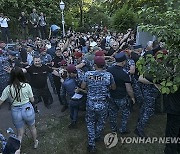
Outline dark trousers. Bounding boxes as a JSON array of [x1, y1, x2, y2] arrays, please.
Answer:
[[53, 75, 63, 105], [21, 27, 28, 40], [1, 27, 10, 43], [52, 29, 59, 38], [40, 26, 47, 39], [69, 105, 79, 122], [31, 26, 39, 39], [32, 86, 53, 108], [164, 113, 180, 154]]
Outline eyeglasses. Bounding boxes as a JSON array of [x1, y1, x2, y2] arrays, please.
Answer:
[[113, 45, 117, 47]]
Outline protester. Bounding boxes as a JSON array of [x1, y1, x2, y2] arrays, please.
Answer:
[[39, 12, 47, 39], [29, 8, 39, 39], [61, 64, 86, 128], [22, 55, 59, 111], [18, 12, 28, 40], [0, 67, 38, 153], [0, 13, 10, 43], [49, 24, 60, 39]]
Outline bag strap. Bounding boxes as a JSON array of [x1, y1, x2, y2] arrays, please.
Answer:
[[10, 86, 22, 105]]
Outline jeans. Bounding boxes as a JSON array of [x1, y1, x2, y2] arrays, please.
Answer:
[[11, 102, 35, 129], [69, 105, 79, 122]]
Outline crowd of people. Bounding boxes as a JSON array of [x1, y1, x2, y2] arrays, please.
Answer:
[[0, 23, 179, 154], [0, 8, 62, 43]]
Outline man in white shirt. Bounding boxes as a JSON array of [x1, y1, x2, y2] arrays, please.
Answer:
[[0, 13, 10, 43]]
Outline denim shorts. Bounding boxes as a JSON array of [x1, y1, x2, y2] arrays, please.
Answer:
[[11, 102, 35, 129]]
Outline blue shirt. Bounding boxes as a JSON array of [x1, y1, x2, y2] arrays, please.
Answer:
[[62, 70, 84, 97], [51, 25, 60, 32]]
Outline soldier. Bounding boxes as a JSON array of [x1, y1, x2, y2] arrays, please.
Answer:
[[107, 52, 135, 134], [81, 56, 116, 153]]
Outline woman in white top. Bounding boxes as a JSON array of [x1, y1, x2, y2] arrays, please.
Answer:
[[0, 67, 38, 152]]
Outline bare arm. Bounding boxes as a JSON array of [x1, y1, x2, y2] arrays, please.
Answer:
[[125, 83, 135, 104], [129, 65, 135, 74], [29, 97, 34, 103], [120, 32, 130, 44], [76, 62, 85, 69], [138, 75, 153, 84], [0, 100, 3, 106], [81, 81, 87, 90], [48, 28, 51, 39], [52, 70, 60, 76], [62, 38, 70, 51], [110, 83, 116, 90], [22, 68, 27, 73]]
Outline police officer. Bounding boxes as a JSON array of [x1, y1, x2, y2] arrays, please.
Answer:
[[134, 75, 159, 137], [107, 52, 135, 134], [0, 49, 9, 96], [81, 56, 116, 153]]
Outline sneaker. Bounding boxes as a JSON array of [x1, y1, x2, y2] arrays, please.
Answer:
[[34, 140, 39, 149], [87, 145, 96, 153], [61, 105, 68, 112]]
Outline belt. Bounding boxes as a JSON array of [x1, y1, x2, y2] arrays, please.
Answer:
[[12, 102, 30, 107]]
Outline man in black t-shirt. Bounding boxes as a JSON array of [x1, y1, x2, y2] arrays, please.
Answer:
[[107, 52, 135, 134], [23, 55, 59, 110]]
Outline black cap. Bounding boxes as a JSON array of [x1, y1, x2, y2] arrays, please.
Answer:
[[114, 52, 127, 62]]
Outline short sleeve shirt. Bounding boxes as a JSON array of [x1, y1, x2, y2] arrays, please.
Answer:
[[0, 83, 33, 106], [84, 70, 115, 101], [107, 65, 131, 99], [26, 64, 53, 89]]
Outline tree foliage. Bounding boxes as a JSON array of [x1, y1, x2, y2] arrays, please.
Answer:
[[136, 0, 180, 94], [112, 5, 137, 32]]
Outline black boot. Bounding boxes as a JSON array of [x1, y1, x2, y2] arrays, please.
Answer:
[[87, 145, 96, 153]]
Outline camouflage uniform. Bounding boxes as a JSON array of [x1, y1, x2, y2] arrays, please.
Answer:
[[136, 84, 159, 132], [124, 58, 144, 106], [0, 54, 10, 95], [84, 70, 115, 147], [109, 97, 130, 133], [131, 78, 144, 106], [108, 64, 131, 133], [124, 58, 135, 75]]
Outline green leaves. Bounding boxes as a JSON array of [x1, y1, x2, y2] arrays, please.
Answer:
[[112, 5, 138, 32], [136, 1, 180, 95]]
